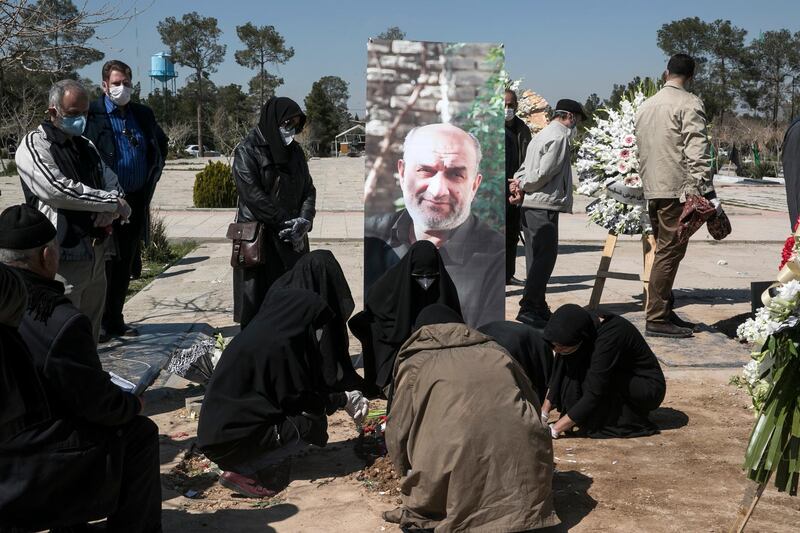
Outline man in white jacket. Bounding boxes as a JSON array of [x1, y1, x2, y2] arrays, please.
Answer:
[[512, 99, 584, 327], [15, 79, 131, 341]]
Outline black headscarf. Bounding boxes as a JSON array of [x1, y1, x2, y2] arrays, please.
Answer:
[[267, 250, 364, 392], [478, 321, 554, 402], [198, 288, 335, 456], [349, 240, 462, 391], [0, 264, 51, 444], [258, 96, 306, 165], [413, 303, 465, 331], [542, 304, 599, 347]]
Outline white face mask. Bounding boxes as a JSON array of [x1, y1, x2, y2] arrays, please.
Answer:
[[279, 126, 295, 145], [414, 276, 437, 291], [108, 84, 132, 106], [504, 107, 515, 121]]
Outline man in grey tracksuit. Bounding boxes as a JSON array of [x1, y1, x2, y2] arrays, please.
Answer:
[[513, 99, 585, 327]]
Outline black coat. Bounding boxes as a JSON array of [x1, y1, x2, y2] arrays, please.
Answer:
[[232, 126, 317, 324], [84, 97, 168, 242], [783, 118, 800, 228], [0, 269, 136, 529], [199, 289, 338, 467]]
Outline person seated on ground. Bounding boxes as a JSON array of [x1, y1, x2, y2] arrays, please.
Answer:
[[349, 240, 462, 397], [197, 288, 369, 498], [478, 320, 554, 403], [0, 206, 161, 532], [542, 304, 667, 439], [266, 249, 367, 392], [384, 304, 560, 532]]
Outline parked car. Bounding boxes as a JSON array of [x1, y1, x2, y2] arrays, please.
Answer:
[[184, 144, 220, 157]]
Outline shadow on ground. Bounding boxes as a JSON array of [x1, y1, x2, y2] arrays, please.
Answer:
[[650, 407, 690, 431], [542, 470, 596, 531], [162, 504, 299, 532]]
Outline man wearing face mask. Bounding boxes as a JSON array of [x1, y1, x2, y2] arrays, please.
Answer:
[[505, 89, 532, 286], [513, 99, 585, 327], [84, 60, 168, 342], [15, 79, 131, 342]]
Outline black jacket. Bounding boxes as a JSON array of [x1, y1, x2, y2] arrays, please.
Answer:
[[85, 97, 168, 198], [15, 268, 141, 425], [233, 126, 316, 229], [0, 268, 137, 529]]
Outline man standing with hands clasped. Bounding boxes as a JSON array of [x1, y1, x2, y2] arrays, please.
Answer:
[[15, 79, 132, 343], [505, 88, 532, 286], [85, 60, 167, 342], [636, 53, 719, 339], [513, 99, 585, 328]]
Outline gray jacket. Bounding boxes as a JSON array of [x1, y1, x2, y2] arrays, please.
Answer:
[[514, 121, 574, 212]]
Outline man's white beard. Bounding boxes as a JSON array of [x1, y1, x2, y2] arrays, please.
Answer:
[[404, 191, 472, 232]]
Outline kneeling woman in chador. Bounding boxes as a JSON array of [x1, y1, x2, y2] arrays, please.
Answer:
[[384, 304, 560, 532], [197, 288, 368, 498], [542, 304, 666, 438]]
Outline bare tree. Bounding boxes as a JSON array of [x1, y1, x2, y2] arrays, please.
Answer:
[[0, 1, 134, 82], [210, 107, 249, 163], [162, 121, 192, 156]]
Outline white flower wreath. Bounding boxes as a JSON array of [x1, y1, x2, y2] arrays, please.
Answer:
[[576, 91, 652, 235]]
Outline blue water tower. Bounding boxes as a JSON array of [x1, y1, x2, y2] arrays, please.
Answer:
[[149, 52, 178, 118]]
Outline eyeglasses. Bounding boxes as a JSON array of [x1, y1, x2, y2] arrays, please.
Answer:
[[122, 128, 139, 147]]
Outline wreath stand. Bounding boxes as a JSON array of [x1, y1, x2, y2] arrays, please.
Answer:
[[588, 230, 657, 310], [728, 478, 769, 533]]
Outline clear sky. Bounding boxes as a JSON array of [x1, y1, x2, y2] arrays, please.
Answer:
[[79, 0, 800, 112]]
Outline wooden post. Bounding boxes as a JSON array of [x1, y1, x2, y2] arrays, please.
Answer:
[[728, 479, 768, 533], [588, 231, 656, 310], [641, 234, 657, 311]]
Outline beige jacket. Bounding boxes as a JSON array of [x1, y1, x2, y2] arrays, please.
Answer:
[[385, 323, 559, 532], [635, 81, 715, 200], [514, 121, 574, 212]]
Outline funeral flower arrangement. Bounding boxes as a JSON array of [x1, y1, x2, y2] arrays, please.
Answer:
[[735, 225, 800, 495], [575, 90, 652, 235]]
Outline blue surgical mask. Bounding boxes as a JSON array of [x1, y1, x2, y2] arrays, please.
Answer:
[[58, 114, 86, 137]]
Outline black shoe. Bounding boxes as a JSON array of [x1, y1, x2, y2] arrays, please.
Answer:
[[516, 310, 550, 328], [507, 276, 525, 286], [645, 321, 693, 338], [669, 311, 699, 331], [98, 328, 112, 344], [255, 459, 292, 493]]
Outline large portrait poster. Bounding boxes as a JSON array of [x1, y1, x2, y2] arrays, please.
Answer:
[[364, 40, 506, 327]]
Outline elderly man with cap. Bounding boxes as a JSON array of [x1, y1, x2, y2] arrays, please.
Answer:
[[513, 99, 585, 327], [15, 78, 132, 342], [0, 204, 162, 532]]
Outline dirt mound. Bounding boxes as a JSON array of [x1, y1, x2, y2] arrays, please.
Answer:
[[163, 451, 220, 497], [355, 455, 401, 497]]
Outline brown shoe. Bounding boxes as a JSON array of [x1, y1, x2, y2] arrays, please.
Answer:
[[669, 311, 699, 331], [646, 321, 693, 338]]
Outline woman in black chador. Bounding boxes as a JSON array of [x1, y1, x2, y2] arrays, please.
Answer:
[[349, 240, 462, 396], [232, 96, 316, 328], [478, 320, 554, 403], [542, 304, 666, 438], [198, 288, 368, 498], [266, 249, 366, 392]]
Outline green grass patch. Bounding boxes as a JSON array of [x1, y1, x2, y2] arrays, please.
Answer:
[[126, 240, 197, 301]]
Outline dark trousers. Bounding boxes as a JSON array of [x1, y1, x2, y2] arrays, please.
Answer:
[[519, 208, 559, 313], [505, 202, 521, 282], [103, 189, 147, 331], [106, 416, 162, 533], [646, 199, 688, 323]]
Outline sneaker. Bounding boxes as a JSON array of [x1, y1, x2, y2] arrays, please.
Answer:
[[645, 321, 693, 338], [219, 471, 278, 498], [669, 311, 699, 331]]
